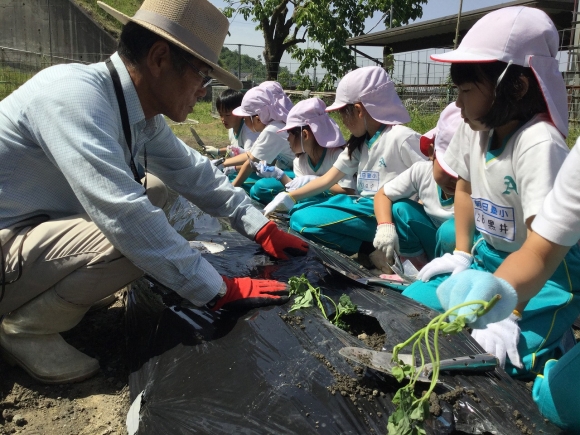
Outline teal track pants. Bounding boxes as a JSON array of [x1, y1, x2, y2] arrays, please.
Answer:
[[249, 171, 295, 204], [227, 171, 261, 196], [532, 343, 580, 431], [289, 194, 376, 255], [392, 199, 455, 259], [402, 239, 580, 378]]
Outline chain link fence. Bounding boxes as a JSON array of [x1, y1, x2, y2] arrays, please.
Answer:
[[4, 24, 580, 129]]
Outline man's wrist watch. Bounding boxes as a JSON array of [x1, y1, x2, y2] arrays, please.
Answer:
[[206, 281, 227, 309]]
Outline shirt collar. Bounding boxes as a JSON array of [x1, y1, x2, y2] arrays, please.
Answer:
[[110, 52, 147, 129]]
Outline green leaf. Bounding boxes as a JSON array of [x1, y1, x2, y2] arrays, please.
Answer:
[[288, 289, 313, 312], [391, 366, 405, 383]]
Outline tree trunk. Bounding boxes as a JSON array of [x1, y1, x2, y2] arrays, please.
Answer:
[[264, 41, 285, 81]]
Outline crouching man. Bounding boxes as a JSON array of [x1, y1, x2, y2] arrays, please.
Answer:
[[0, 0, 307, 384]]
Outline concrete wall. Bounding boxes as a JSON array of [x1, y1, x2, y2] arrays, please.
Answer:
[[0, 0, 117, 64]]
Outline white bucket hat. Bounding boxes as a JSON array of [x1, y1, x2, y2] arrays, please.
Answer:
[[278, 98, 345, 148], [97, 0, 242, 90], [232, 87, 288, 124], [431, 6, 568, 137], [326, 66, 410, 125], [419, 103, 462, 178], [259, 81, 294, 113]]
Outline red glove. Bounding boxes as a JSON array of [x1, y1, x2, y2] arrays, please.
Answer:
[[211, 276, 289, 311], [255, 221, 309, 260]]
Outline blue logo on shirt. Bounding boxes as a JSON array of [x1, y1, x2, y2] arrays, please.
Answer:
[[378, 157, 387, 168]]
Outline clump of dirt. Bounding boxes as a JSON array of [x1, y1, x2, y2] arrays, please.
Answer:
[[356, 333, 386, 351], [343, 312, 386, 351], [429, 386, 480, 413], [313, 352, 385, 413], [0, 291, 130, 435], [279, 314, 305, 330], [513, 409, 534, 434]]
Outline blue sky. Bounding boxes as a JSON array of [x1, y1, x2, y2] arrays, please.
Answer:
[[214, 0, 511, 68]]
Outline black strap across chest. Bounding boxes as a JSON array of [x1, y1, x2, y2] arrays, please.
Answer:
[[105, 58, 142, 185]]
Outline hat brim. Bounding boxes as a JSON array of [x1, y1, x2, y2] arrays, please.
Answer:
[[430, 50, 498, 64], [232, 106, 254, 117], [97, 1, 242, 90], [325, 101, 347, 112]]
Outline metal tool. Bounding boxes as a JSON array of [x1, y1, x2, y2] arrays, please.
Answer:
[[355, 276, 409, 289], [339, 347, 498, 383], [190, 126, 206, 151], [389, 251, 418, 283], [188, 240, 225, 254]]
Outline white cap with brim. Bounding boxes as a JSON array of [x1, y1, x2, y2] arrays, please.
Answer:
[[97, 0, 242, 90], [232, 87, 288, 125], [326, 66, 410, 125], [259, 81, 294, 113], [433, 103, 462, 178], [430, 6, 568, 137], [278, 98, 345, 148]]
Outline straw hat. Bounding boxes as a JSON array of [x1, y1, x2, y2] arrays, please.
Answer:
[[97, 0, 242, 90]]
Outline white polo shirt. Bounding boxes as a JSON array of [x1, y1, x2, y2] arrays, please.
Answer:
[[293, 147, 356, 190], [445, 114, 569, 252], [333, 124, 425, 197], [228, 119, 259, 151], [532, 140, 580, 246], [382, 161, 454, 227], [249, 121, 295, 170]]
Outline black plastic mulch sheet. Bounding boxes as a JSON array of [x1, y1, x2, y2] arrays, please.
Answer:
[[126, 234, 561, 435]]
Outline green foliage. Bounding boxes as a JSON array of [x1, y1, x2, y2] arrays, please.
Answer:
[[288, 274, 356, 328], [222, 0, 427, 87], [387, 295, 501, 434]]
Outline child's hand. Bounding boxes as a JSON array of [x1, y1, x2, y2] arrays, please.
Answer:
[[373, 223, 399, 263], [206, 146, 220, 158], [286, 175, 319, 191], [253, 161, 285, 180], [417, 250, 472, 282]]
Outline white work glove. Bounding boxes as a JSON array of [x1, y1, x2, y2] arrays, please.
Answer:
[[226, 145, 244, 157], [263, 192, 296, 217], [417, 250, 473, 282], [286, 175, 319, 191], [223, 166, 237, 176], [206, 146, 220, 158], [373, 223, 399, 263], [253, 161, 285, 180], [471, 313, 523, 369]]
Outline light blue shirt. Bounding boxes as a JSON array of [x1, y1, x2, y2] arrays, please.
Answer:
[[0, 53, 269, 306]]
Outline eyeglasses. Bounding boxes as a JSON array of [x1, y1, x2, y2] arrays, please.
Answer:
[[180, 53, 213, 88]]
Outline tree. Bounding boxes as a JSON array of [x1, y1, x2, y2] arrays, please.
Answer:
[[222, 0, 427, 90]]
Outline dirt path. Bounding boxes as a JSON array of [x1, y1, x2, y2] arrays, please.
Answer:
[[0, 292, 130, 435]]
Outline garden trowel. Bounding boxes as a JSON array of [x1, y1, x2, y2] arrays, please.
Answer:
[[339, 347, 498, 383]]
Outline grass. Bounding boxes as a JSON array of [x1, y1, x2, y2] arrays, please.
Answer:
[[168, 101, 442, 147]]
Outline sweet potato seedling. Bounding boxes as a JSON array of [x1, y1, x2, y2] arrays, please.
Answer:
[[288, 274, 357, 330], [387, 295, 501, 435]]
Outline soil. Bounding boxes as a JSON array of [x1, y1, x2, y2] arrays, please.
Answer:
[[0, 291, 130, 435]]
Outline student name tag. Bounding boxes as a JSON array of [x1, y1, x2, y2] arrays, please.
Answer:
[[472, 197, 515, 242], [357, 171, 380, 193]]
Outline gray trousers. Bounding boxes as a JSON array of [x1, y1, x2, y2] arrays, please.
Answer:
[[0, 176, 168, 315]]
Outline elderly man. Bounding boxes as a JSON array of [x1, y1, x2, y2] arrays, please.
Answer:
[[0, 0, 308, 384]]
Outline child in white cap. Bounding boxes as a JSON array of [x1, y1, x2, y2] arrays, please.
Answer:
[[263, 66, 426, 256], [259, 81, 294, 113], [227, 85, 295, 195], [373, 103, 462, 273], [253, 97, 355, 204], [401, 6, 580, 384], [205, 89, 260, 159]]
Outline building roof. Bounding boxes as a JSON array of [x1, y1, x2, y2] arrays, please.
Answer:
[[346, 0, 575, 53]]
